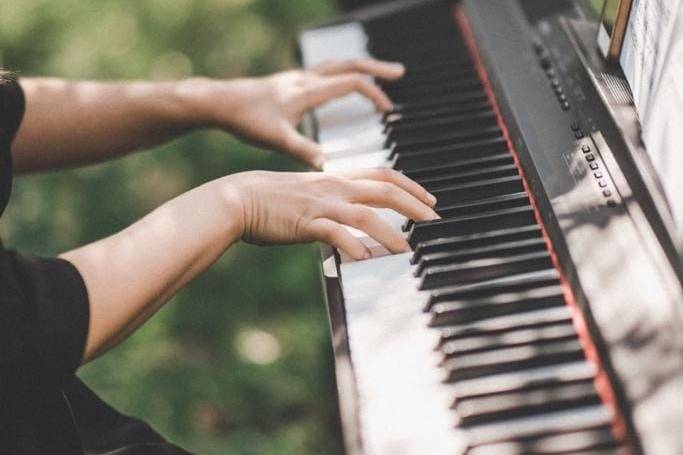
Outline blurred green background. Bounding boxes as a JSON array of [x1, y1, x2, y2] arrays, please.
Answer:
[[0, 0, 344, 453]]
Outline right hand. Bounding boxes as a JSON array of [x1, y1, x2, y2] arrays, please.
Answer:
[[220, 168, 439, 260]]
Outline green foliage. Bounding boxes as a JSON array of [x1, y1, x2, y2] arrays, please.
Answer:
[[0, 0, 343, 453]]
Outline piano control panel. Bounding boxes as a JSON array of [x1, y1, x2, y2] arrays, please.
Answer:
[[299, 1, 683, 454]]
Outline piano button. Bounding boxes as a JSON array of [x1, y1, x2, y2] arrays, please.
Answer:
[[443, 338, 585, 382], [603, 189, 612, 198], [598, 180, 607, 188], [464, 405, 613, 448], [419, 251, 553, 291], [585, 154, 595, 162], [451, 358, 595, 401], [589, 161, 599, 171], [415, 237, 546, 277], [441, 320, 576, 357], [561, 101, 571, 110], [409, 205, 535, 248], [582, 144, 591, 153], [571, 122, 581, 131], [431, 284, 564, 326], [455, 380, 600, 427], [428, 269, 560, 311], [413, 224, 542, 264], [466, 427, 618, 455], [594, 171, 603, 179]]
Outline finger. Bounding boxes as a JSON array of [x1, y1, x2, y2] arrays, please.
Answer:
[[329, 203, 410, 254], [307, 73, 394, 112], [282, 127, 325, 170], [339, 168, 438, 207], [307, 218, 371, 260], [346, 180, 439, 222], [312, 58, 405, 81]]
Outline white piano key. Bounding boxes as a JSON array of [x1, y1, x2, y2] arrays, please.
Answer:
[[323, 150, 393, 173], [340, 254, 467, 455]]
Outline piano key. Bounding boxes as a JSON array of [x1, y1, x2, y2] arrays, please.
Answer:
[[390, 91, 490, 118], [386, 112, 498, 145], [381, 69, 480, 95], [430, 284, 564, 326], [443, 338, 585, 382], [413, 164, 520, 191], [415, 237, 546, 276], [387, 123, 500, 152], [451, 359, 596, 402], [456, 379, 600, 427], [464, 405, 613, 448], [383, 79, 484, 103], [424, 176, 525, 209], [384, 100, 492, 129], [408, 205, 535, 247], [419, 251, 553, 290], [438, 306, 573, 341], [467, 427, 618, 455], [403, 154, 513, 181], [441, 321, 577, 357], [427, 269, 560, 310], [395, 137, 509, 169], [413, 224, 543, 263]]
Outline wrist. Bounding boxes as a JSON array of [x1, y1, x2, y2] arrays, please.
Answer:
[[176, 77, 253, 129], [211, 176, 246, 245]]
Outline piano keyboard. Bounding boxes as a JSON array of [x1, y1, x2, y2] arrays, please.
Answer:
[[301, 2, 627, 454]]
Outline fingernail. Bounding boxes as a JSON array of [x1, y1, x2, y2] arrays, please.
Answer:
[[390, 62, 406, 74], [403, 243, 412, 253], [426, 192, 437, 206], [314, 156, 325, 170], [363, 250, 373, 260]]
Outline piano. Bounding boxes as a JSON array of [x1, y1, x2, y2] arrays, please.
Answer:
[[297, 1, 683, 454]]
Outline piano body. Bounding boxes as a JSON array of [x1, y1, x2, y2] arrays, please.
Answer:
[[297, 1, 683, 454]]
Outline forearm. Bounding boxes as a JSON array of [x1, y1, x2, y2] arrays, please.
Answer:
[[13, 78, 220, 173], [60, 179, 242, 363]]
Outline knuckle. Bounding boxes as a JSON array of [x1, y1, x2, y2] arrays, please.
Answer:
[[352, 207, 373, 227]]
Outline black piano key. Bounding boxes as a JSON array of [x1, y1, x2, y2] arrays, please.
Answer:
[[385, 100, 494, 131], [455, 380, 600, 427], [466, 427, 618, 455], [427, 269, 560, 310], [387, 92, 489, 119], [441, 320, 576, 357], [380, 68, 479, 95], [408, 205, 534, 247], [425, 176, 525, 208], [403, 154, 514, 182], [387, 123, 499, 153], [386, 110, 496, 139], [419, 251, 553, 290], [414, 164, 519, 191], [438, 306, 573, 342], [416, 235, 544, 272], [415, 236, 545, 276], [413, 224, 542, 264], [450, 359, 595, 402], [394, 137, 508, 169], [383, 79, 484, 103], [443, 338, 585, 382], [430, 284, 564, 327], [464, 405, 613, 449], [390, 91, 490, 118]]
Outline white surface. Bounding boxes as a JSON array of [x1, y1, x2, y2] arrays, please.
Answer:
[[341, 254, 466, 455]]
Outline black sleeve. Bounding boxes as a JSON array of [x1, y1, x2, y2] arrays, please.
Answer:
[[0, 250, 90, 385]]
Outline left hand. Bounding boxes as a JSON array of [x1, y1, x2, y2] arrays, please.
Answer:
[[191, 59, 405, 169]]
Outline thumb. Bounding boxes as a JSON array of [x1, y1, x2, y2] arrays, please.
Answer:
[[283, 127, 325, 170]]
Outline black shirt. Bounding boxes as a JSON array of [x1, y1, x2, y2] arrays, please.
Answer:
[[0, 73, 192, 454]]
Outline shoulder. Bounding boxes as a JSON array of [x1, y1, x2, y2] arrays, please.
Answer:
[[0, 71, 26, 141]]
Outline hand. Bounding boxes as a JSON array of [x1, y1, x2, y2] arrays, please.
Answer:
[[220, 168, 439, 260], [192, 59, 405, 169]]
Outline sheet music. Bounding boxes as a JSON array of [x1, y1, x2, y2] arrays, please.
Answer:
[[620, 0, 683, 242]]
